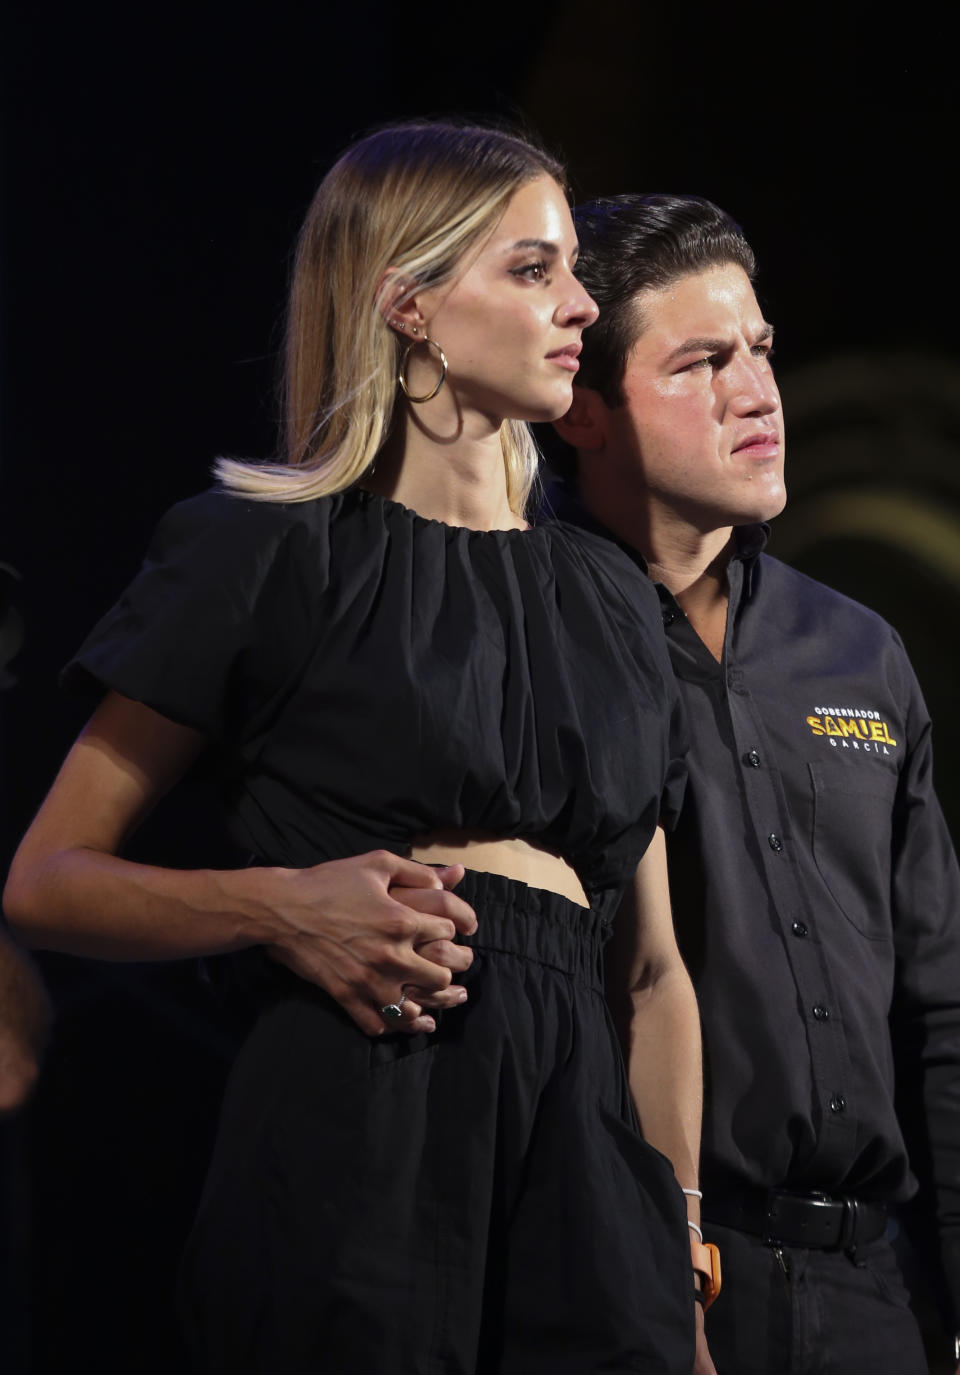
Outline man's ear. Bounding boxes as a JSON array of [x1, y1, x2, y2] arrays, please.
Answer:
[[376, 268, 426, 338], [553, 385, 607, 453]]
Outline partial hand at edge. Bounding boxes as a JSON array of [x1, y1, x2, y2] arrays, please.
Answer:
[[265, 851, 477, 1036], [693, 1304, 718, 1375]]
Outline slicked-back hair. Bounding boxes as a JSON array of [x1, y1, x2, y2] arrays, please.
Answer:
[[573, 194, 756, 408]]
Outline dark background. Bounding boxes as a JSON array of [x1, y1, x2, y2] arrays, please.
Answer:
[[2, 3, 958, 1371]]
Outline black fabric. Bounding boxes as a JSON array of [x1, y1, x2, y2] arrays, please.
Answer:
[[701, 1221, 928, 1375], [66, 487, 693, 1370], [65, 488, 686, 892], [179, 872, 695, 1374], [548, 482, 960, 1327]]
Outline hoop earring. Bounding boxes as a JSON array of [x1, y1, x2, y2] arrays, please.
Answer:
[[398, 335, 448, 404]]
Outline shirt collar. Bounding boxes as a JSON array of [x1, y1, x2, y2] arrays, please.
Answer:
[[732, 522, 768, 598]]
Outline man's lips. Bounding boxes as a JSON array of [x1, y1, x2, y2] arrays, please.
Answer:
[[733, 431, 780, 457], [546, 343, 582, 372]]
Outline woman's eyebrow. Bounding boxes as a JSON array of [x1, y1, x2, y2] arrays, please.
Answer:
[[503, 238, 581, 263], [505, 238, 559, 255]]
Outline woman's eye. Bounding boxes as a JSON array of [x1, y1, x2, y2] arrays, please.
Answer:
[[512, 261, 548, 282]]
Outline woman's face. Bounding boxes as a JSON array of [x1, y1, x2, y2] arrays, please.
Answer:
[[411, 175, 598, 425]]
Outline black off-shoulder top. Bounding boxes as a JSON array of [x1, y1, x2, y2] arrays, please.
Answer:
[[65, 488, 685, 897]]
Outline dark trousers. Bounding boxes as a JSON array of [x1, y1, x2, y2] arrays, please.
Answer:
[[702, 1220, 929, 1375], [180, 874, 695, 1373]]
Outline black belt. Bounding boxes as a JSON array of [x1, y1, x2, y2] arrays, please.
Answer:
[[704, 1185, 887, 1251]]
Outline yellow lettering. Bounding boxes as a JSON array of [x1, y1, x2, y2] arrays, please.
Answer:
[[871, 720, 898, 747], [806, 715, 825, 736], [840, 718, 868, 739], [824, 716, 843, 737]]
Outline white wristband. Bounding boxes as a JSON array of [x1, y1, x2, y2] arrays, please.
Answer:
[[687, 1220, 704, 1242]]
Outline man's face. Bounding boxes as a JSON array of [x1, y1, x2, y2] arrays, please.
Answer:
[[603, 264, 786, 532]]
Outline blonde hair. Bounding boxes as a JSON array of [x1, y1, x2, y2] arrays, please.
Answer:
[[215, 122, 566, 514]]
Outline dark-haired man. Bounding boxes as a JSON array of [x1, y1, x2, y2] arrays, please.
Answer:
[[550, 194, 960, 1374]]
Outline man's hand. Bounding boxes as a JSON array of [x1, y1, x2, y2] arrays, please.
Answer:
[[265, 852, 477, 1036], [389, 864, 475, 1017]]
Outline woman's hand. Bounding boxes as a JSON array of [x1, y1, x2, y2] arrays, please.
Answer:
[[0, 929, 51, 1117], [263, 853, 477, 1036]]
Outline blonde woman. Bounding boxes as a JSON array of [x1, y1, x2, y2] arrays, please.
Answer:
[[5, 124, 703, 1372]]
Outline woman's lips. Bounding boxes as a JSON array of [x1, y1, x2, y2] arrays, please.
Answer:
[[546, 343, 582, 372]]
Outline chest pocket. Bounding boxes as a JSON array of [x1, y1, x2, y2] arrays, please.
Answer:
[[808, 761, 899, 941]]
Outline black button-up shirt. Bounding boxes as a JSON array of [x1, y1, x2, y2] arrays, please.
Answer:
[[549, 486, 960, 1318]]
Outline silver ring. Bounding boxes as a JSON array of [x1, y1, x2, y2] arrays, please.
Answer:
[[380, 998, 406, 1021]]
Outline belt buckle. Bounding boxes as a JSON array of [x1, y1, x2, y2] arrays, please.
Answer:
[[762, 1189, 791, 1246], [837, 1195, 859, 1251], [763, 1189, 841, 1248]]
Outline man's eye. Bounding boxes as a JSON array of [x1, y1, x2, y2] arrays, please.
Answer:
[[753, 344, 775, 364]]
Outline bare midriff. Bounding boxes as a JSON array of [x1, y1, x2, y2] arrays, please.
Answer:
[[409, 830, 589, 908]]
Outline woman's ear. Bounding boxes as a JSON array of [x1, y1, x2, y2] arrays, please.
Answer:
[[552, 386, 607, 453], [377, 269, 426, 339]]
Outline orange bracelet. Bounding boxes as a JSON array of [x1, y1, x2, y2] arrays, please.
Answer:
[[690, 1236, 722, 1309]]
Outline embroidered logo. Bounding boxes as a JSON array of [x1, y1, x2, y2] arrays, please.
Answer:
[[805, 706, 898, 755]]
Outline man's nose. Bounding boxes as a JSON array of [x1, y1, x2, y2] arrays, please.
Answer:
[[730, 353, 780, 416]]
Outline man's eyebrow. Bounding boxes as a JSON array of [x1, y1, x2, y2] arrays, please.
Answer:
[[665, 322, 775, 362], [665, 336, 730, 362]]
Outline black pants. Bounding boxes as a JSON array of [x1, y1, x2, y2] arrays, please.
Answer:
[[702, 1219, 928, 1375], [179, 872, 695, 1373]]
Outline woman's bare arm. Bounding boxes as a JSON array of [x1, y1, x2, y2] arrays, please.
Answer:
[[4, 692, 476, 1036], [606, 827, 716, 1373], [606, 826, 702, 1190]]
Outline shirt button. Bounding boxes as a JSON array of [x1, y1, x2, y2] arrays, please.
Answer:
[[662, 609, 678, 627], [829, 1095, 847, 1114], [792, 921, 809, 938], [812, 1004, 830, 1021], [767, 833, 783, 853], [745, 750, 761, 768]]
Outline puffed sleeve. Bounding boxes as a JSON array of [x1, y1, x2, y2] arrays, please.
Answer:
[[62, 489, 328, 740], [551, 518, 689, 839], [582, 526, 689, 833], [539, 482, 689, 836]]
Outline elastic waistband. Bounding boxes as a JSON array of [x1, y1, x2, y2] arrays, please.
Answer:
[[453, 869, 615, 984], [704, 1184, 887, 1251]]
